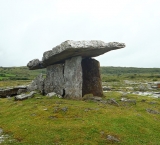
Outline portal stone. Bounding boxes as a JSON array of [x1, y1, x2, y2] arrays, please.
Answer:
[[64, 56, 82, 99], [82, 58, 103, 97], [44, 64, 64, 96]]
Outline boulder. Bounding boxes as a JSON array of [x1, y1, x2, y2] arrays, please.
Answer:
[[44, 64, 64, 96], [27, 40, 125, 70]]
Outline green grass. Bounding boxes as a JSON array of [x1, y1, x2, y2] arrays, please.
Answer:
[[0, 93, 159, 145], [0, 67, 46, 81], [0, 80, 31, 88], [0, 66, 160, 144]]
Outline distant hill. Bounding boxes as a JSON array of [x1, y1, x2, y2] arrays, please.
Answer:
[[0, 66, 160, 81], [0, 66, 46, 81], [100, 66, 160, 75]]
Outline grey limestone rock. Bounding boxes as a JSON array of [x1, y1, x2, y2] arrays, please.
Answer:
[[107, 98, 119, 106], [14, 85, 27, 89], [107, 135, 120, 142], [37, 56, 103, 99], [103, 86, 111, 91], [120, 98, 136, 105], [146, 108, 159, 114], [44, 64, 64, 96], [64, 56, 82, 99], [27, 73, 44, 94], [0, 86, 27, 98], [17, 89, 27, 95], [27, 40, 125, 70], [15, 91, 36, 101], [0, 88, 19, 98], [46, 92, 57, 97], [83, 94, 102, 101], [27, 59, 45, 70], [46, 92, 62, 98], [82, 58, 103, 97]]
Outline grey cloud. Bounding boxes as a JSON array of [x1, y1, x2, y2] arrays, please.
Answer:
[[0, 0, 160, 67]]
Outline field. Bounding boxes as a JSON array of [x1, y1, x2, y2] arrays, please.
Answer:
[[0, 66, 160, 144]]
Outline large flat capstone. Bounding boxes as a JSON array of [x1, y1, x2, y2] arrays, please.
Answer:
[[27, 40, 125, 70]]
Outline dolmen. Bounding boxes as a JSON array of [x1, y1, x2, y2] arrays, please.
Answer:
[[27, 40, 125, 99]]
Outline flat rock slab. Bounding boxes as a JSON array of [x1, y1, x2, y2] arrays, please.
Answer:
[[0, 86, 27, 98], [27, 40, 125, 70], [15, 91, 36, 101]]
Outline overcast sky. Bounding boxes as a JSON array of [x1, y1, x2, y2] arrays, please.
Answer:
[[0, 0, 160, 68]]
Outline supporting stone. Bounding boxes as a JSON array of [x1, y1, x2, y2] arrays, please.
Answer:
[[44, 64, 64, 96], [82, 58, 103, 97], [64, 56, 82, 99]]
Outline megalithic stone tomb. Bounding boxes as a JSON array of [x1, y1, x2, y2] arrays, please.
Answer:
[[27, 40, 125, 99]]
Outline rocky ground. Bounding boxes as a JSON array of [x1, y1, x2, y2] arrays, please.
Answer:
[[102, 80, 160, 99]]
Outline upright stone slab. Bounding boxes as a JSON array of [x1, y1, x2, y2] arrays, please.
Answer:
[[82, 58, 103, 97], [44, 64, 64, 96], [64, 56, 82, 99]]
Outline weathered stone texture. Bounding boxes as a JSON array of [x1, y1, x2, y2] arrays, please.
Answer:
[[27, 73, 44, 93], [0, 86, 27, 98], [64, 56, 82, 99], [82, 58, 103, 97], [44, 64, 64, 96], [27, 40, 125, 70], [0, 88, 19, 98], [15, 91, 36, 101], [26, 40, 125, 99], [17, 89, 27, 95], [27, 59, 45, 70]]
